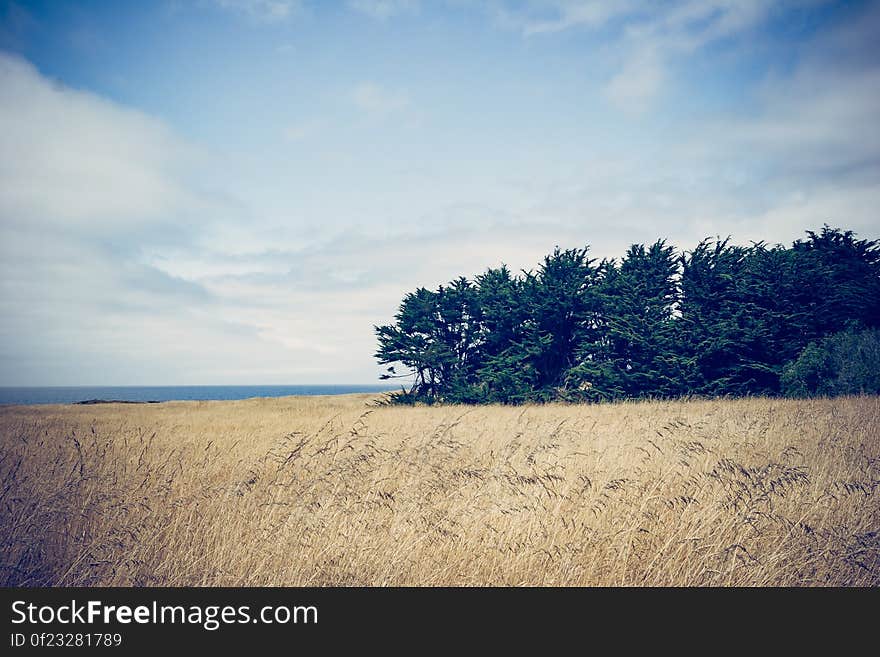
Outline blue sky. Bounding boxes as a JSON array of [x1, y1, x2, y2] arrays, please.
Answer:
[[1, 0, 879, 385]]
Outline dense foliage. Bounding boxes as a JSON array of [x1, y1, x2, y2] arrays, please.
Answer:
[[375, 227, 880, 403], [781, 327, 880, 397]]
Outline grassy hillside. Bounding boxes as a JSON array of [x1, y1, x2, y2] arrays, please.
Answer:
[[1, 394, 877, 586]]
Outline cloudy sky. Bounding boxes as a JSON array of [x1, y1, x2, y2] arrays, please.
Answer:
[[1, 0, 879, 385]]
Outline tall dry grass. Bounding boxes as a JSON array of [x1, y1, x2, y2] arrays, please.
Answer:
[[1, 394, 877, 586]]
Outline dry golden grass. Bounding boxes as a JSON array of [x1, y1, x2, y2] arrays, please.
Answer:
[[1, 394, 878, 586]]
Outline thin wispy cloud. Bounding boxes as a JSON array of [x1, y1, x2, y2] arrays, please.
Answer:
[[603, 47, 665, 113], [282, 118, 324, 142], [348, 0, 420, 20], [689, 3, 880, 184], [212, 0, 302, 23], [351, 81, 411, 114], [492, 0, 635, 35], [493, 0, 826, 111]]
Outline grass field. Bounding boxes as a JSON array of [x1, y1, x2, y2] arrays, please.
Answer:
[[1, 394, 878, 586]]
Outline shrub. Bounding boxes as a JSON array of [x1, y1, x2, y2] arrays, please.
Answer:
[[782, 327, 880, 397]]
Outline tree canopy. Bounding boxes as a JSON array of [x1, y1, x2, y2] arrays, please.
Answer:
[[375, 226, 880, 404]]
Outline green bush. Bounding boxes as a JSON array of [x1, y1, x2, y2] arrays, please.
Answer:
[[781, 327, 880, 397]]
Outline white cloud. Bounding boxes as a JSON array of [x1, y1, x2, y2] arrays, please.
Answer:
[[0, 55, 210, 230], [0, 54, 438, 385], [348, 0, 419, 20], [0, 53, 330, 385], [351, 81, 411, 114]]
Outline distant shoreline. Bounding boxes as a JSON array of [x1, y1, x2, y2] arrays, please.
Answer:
[[0, 385, 396, 406], [74, 399, 163, 405]]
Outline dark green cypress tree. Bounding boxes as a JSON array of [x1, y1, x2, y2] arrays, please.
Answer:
[[518, 247, 599, 400], [374, 286, 442, 399], [573, 240, 682, 399], [791, 226, 880, 335], [472, 266, 534, 404], [678, 238, 766, 396], [433, 277, 483, 402]]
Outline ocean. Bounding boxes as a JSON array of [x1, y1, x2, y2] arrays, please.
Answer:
[[0, 385, 395, 406]]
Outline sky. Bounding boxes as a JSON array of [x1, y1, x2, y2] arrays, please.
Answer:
[[1, 0, 879, 386]]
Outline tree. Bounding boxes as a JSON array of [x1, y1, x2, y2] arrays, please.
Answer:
[[677, 238, 780, 396], [573, 241, 682, 399], [375, 286, 442, 399], [432, 277, 483, 402], [790, 226, 880, 335], [375, 278, 483, 402], [517, 247, 600, 399], [472, 266, 532, 403]]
